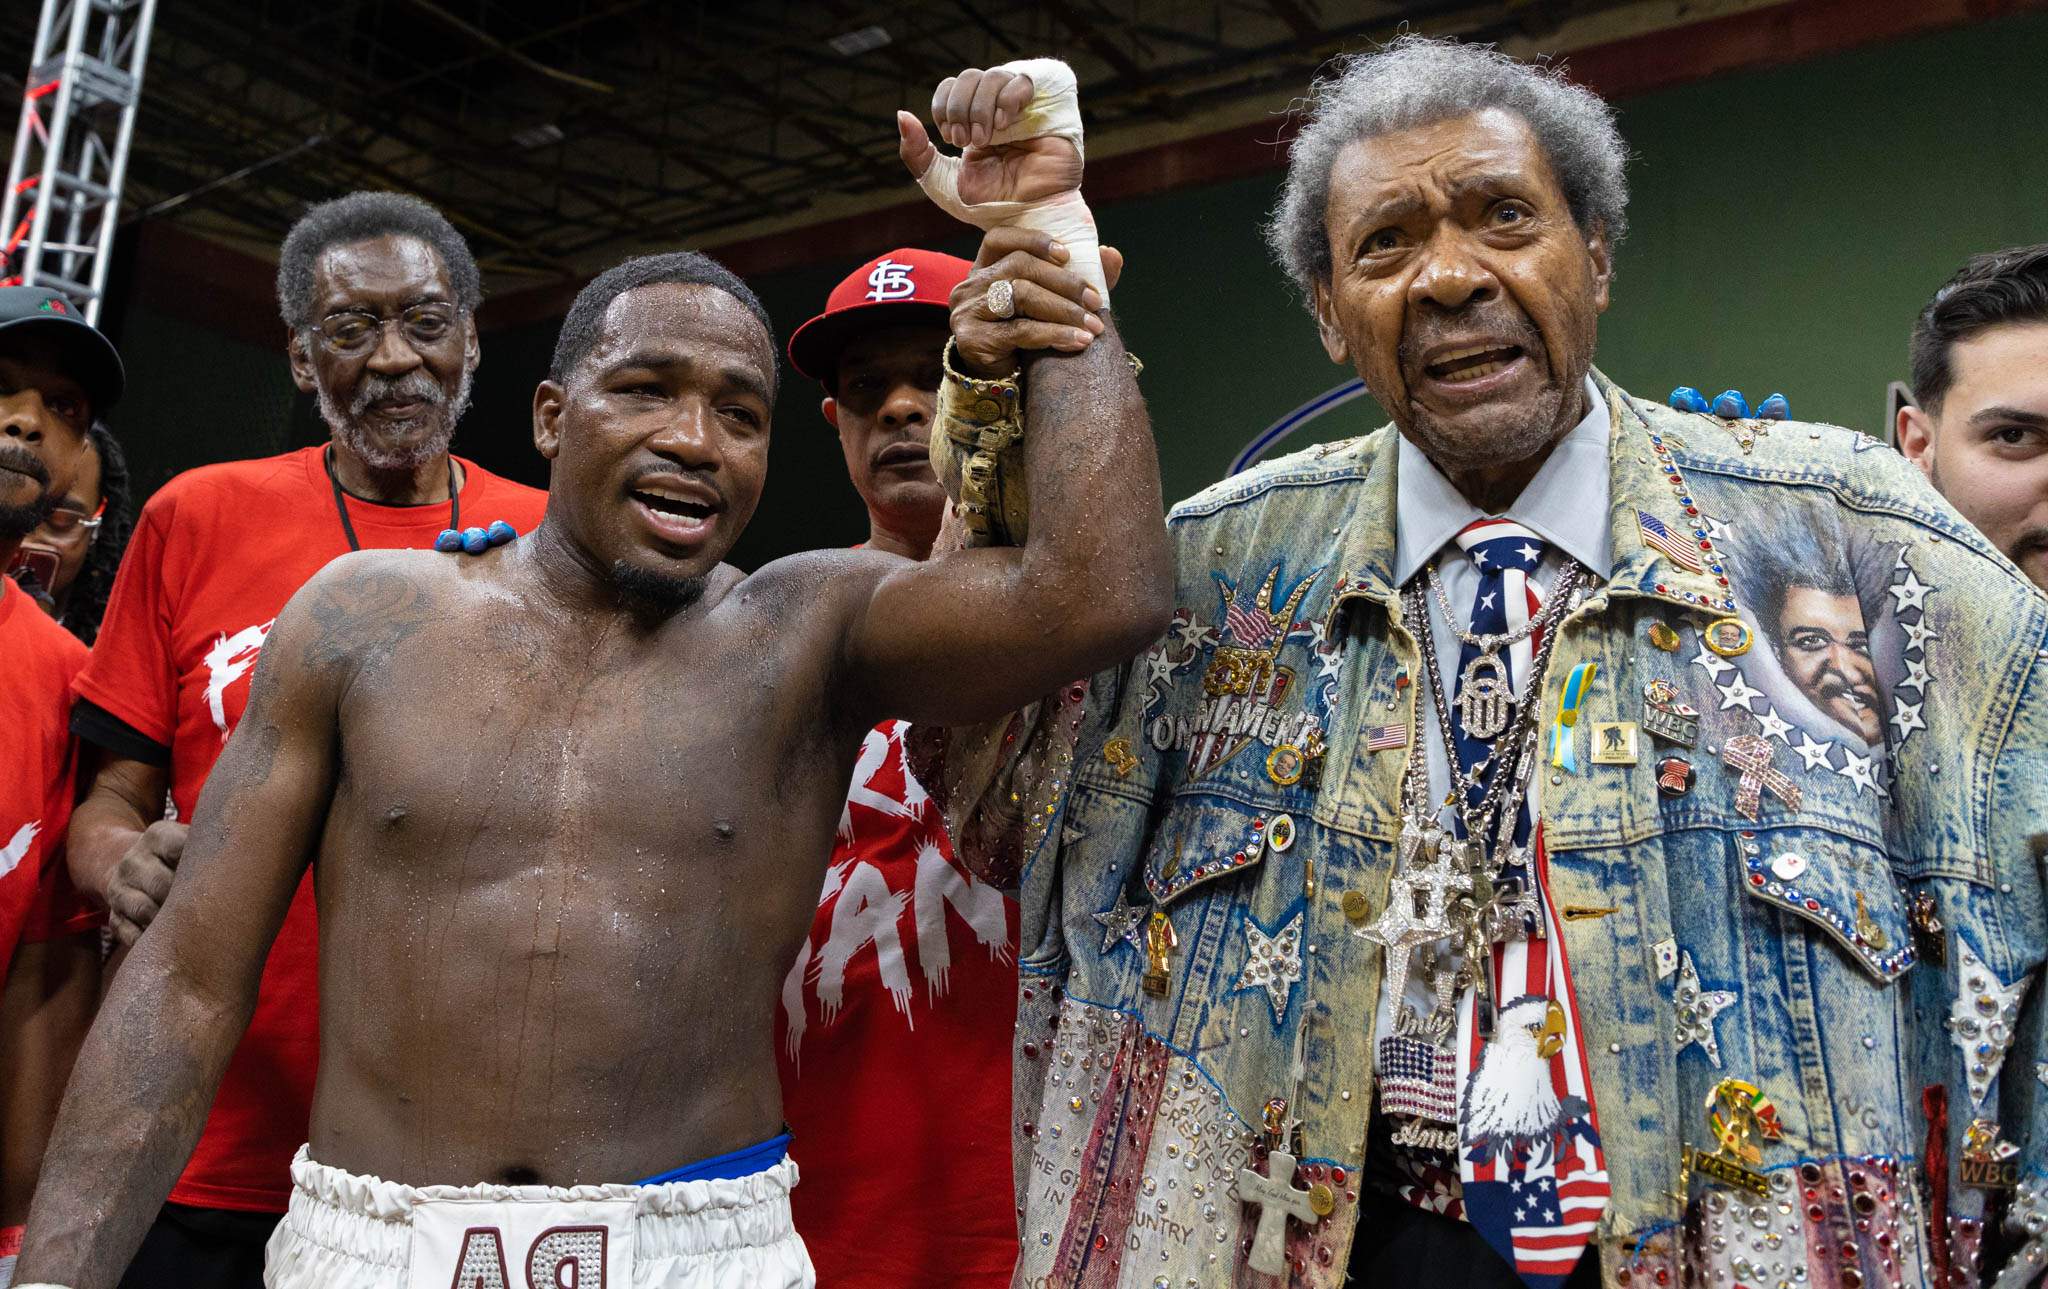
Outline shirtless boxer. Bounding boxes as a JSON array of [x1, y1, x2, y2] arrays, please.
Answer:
[[15, 211, 1164, 1289]]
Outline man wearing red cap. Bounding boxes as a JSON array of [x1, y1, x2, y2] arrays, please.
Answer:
[[780, 236, 1116, 1287]]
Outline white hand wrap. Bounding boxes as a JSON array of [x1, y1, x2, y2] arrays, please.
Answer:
[[915, 58, 1107, 302]]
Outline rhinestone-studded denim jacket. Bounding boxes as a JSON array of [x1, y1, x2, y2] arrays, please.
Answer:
[[913, 373, 2048, 1289]]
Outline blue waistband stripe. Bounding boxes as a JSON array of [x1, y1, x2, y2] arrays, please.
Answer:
[[635, 1132, 791, 1187]]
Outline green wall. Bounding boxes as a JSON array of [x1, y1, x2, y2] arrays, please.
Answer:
[[102, 12, 2048, 570]]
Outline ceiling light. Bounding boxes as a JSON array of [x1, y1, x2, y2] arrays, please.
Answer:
[[511, 122, 564, 149], [828, 25, 891, 56]]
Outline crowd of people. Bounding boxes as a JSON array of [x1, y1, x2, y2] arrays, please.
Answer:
[[1, 33, 2046, 1289]]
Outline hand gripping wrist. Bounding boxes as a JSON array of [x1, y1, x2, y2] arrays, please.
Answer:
[[915, 58, 1107, 302]]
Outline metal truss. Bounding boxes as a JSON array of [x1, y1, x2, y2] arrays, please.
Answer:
[[1, 0, 158, 322]]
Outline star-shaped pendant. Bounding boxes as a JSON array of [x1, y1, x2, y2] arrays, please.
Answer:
[[1948, 940, 2029, 1110], [1358, 823, 1469, 998], [1234, 911, 1305, 1024], [1672, 949, 1737, 1068], [1093, 896, 1150, 955]]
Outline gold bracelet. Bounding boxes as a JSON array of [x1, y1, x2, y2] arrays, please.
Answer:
[[942, 337, 1023, 426]]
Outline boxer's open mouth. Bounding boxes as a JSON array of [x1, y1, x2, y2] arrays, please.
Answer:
[[1424, 344, 1525, 384], [631, 484, 718, 522]]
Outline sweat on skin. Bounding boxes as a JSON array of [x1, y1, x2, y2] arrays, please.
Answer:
[[14, 264, 1171, 1289]]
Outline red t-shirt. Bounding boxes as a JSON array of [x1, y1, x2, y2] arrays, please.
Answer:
[[776, 719, 1020, 1287], [73, 445, 548, 1212], [0, 575, 99, 992]]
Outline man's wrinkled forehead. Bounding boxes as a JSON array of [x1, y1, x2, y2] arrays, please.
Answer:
[[311, 235, 452, 313], [584, 282, 777, 402], [1331, 109, 1559, 227]]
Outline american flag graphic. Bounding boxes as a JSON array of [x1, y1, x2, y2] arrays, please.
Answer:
[[1365, 722, 1409, 751], [1457, 826, 1609, 1287], [1223, 595, 1277, 649], [1636, 510, 1705, 574]]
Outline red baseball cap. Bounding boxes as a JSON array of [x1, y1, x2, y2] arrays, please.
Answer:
[[787, 247, 971, 385]]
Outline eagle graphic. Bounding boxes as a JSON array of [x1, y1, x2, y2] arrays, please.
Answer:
[[1461, 994, 1597, 1169]]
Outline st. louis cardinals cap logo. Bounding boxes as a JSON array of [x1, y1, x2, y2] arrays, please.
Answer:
[[865, 258, 917, 301]]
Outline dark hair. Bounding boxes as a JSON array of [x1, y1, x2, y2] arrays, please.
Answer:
[[1910, 243, 2048, 415], [548, 251, 777, 388], [275, 191, 482, 328], [65, 419, 131, 646]]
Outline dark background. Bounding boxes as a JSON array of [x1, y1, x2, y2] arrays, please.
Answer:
[[83, 9, 2048, 571]]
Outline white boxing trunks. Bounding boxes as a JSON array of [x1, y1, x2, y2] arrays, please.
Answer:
[[264, 1145, 813, 1289]]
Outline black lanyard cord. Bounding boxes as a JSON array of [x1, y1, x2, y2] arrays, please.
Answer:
[[324, 446, 458, 553]]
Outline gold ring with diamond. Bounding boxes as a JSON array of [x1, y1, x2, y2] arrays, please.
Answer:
[[984, 279, 1016, 319]]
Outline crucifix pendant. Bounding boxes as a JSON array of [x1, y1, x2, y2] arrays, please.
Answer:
[[1462, 912, 1497, 1039], [1457, 651, 1514, 741], [1235, 1149, 1331, 1275]]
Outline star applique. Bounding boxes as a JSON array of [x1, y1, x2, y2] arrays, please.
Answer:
[[1755, 708, 1794, 743], [1702, 514, 1736, 545], [1837, 747, 1879, 794], [1900, 658, 1930, 692], [1903, 619, 1940, 650], [1093, 896, 1150, 955], [1716, 676, 1764, 712], [1515, 542, 1542, 565], [1234, 911, 1305, 1024], [1792, 733, 1836, 773], [1693, 644, 1735, 681], [1888, 569, 1932, 613], [1890, 699, 1928, 740], [1672, 950, 1737, 1068], [1309, 617, 1344, 682], [2037, 1061, 2048, 1090], [1141, 642, 1178, 695], [1948, 941, 2030, 1110]]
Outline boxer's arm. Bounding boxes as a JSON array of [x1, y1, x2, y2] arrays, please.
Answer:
[[14, 574, 350, 1289], [839, 306, 1170, 728], [0, 933, 99, 1226]]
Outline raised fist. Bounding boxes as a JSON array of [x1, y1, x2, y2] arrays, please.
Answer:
[[896, 67, 1084, 206]]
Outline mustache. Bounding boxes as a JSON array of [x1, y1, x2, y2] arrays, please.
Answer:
[[1397, 305, 1547, 373], [623, 461, 728, 510], [1813, 672, 1876, 708], [348, 369, 446, 418], [0, 442, 51, 488]]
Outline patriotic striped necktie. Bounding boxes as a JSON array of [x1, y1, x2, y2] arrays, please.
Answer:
[[1445, 519, 1610, 1287]]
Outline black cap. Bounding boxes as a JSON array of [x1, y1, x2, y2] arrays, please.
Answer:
[[0, 285, 125, 415]]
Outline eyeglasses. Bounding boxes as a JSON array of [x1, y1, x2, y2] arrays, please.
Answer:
[[311, 304, 462, 357], [38, 497, 104, 539]]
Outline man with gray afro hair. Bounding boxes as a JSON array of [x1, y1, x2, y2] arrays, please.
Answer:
[[1269, 34, 1628, 303], [906, 33, 2048, 1289]]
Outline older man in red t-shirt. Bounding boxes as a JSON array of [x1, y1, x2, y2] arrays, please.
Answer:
[[0, 283, 121, 1285], [776, 233, 1118, 1287], [62, 192, 546, 1289]]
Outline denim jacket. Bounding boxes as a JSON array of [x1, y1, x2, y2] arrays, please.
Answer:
[[913, 373, 2048, 1288]]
